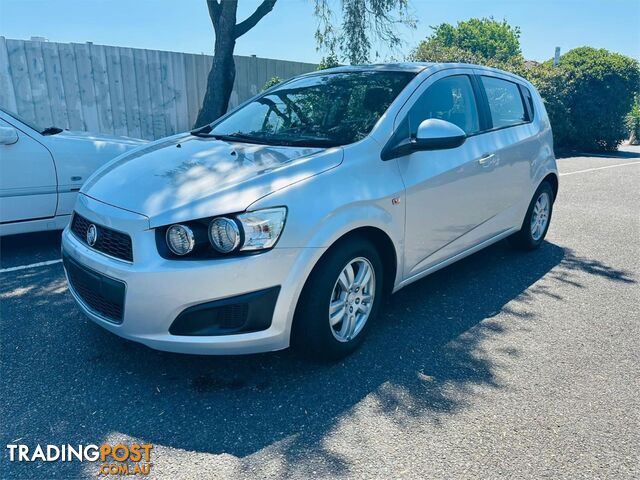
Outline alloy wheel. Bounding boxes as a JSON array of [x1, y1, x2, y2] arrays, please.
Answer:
[[328, 257, 376, 342], [530, 191, 550, 241]]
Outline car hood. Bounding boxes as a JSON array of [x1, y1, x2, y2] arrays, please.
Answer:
[[82, 134, 343, 227], [45, 129, 146, 153], [40, 130, 147, 189]]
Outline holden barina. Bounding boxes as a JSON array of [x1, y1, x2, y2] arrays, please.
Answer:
[[62, 63, 558, 359]]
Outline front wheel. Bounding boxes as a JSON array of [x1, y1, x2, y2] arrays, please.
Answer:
[[292, 237, 384, 360], [509, 181, 554, 250]]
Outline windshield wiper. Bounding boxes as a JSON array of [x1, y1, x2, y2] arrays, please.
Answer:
[[190, 129, 273, 145], [190, 124, 213, 136], [191, 128, 340, 148], [41, 126, 63, 136]]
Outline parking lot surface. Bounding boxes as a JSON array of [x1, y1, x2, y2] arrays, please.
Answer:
[[1, 148, 639, 479]]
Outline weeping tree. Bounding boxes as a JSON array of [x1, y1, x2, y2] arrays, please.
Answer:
[[195, 0, 414, 127]]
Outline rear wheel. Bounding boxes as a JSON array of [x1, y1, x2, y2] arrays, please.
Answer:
[[292, 237, 384, 360], [509, 181, 554, 250]]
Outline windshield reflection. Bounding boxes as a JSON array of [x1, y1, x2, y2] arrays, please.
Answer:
[[210, 71, 416, 148]]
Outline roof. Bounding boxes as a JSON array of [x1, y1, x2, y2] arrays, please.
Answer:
[[307, 62, 528, 84], [316, 63, 435, 74]]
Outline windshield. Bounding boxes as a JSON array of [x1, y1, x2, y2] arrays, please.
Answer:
[[1, 108, 44, 133], [209, 71, 415, 147], [1, 107, 63, 135]]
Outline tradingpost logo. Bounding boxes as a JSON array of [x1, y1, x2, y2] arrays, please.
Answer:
[[6, 443, 154, 476]]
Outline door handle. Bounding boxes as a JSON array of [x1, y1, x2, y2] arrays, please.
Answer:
[[478, 153, 496, 167]]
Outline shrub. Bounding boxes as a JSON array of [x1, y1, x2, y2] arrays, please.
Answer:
[[525, 64, 574, 151], [317, 53, 340, 70], [412, 19, 640, 153], [415, 18, 523, 64], [261, 76, 282, 91], [625, 98, 640, 145], [544, 47, 640, 151]]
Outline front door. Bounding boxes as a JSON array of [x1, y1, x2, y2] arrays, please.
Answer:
[[0, 116, 57, 223], [396, 70, 508, 280]]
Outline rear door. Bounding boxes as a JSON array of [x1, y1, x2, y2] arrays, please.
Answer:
[[0, 114, 57, 223], [473, 71, 538, 223]]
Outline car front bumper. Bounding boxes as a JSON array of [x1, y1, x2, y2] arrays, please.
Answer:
[[62, 194, 325, 354]]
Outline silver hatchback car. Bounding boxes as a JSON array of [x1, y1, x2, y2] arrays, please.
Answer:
[[62, 63, 558, 359]]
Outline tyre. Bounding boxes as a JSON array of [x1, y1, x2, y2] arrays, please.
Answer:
[[509, 181, 554, 250], [292, 236, 384, 360]]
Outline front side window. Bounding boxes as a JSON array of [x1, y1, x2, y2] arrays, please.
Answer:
[[408, 75, 480, 135], [481, 76, 528, 128], [211, 71, 415, 147]]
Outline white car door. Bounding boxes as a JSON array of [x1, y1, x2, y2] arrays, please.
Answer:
[[0, 116, 57, 223], [392, 69, 511, 280]]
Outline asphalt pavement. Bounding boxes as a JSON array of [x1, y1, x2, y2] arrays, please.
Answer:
[[1, 147, 639, 479]]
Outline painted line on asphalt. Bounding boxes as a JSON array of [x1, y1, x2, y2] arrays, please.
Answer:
[[0, 259, 62, 274], [560, 161, 640, 177]]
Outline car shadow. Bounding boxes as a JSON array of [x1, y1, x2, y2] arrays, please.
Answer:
[[556, 149, 640, 160], [0, 230, 62, 269], [0, 240, 635, 478]]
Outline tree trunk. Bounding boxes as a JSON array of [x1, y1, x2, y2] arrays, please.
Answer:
[[195, 0, 277, 128], [194, 1, 238, 127], [194, 37, 236, 127]]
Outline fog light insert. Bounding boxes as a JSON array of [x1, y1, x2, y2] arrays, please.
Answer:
[[208, 217, 240, 253], [166, 224, 195, 256]]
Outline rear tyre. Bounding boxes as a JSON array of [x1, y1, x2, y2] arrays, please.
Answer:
[[292, 237, 384, 360], [509, 181, 554, 250]]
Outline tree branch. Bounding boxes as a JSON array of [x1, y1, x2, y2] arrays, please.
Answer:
[[234, 0, 277, 39]]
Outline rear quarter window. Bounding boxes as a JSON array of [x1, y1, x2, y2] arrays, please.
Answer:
[[481, 76, 529, 129], [519, 84, 535, 120]]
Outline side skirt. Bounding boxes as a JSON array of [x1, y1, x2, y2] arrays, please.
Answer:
[[393, 227, 519, 293], [0, 215, 71, 237]]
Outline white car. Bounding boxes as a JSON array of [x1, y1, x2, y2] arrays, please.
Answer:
[[63, 63, 558, 359], [0, 108, 146, 236]]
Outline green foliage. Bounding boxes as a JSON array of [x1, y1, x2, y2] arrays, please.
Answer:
[[539, 47, 640, 151], [625, 97, 640, 145], [317, 53, 340, 70], [314, 0, 416, 65], [411, 18, 640, 152], [412, 18, 523, 65], [261, 76, 282, 91], [525, 64, 574, 150]]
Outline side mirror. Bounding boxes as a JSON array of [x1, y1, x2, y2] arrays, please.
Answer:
[[414, 118, 466, 150], [380, 118, 467, 160], [0, 126, 19, 145]]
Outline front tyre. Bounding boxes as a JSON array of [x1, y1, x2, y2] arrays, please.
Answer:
[[509, 181, 554, 250], [292, 237, 384, 360]]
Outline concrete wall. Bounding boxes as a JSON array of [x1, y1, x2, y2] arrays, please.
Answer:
[[0, 37, 317, 140]]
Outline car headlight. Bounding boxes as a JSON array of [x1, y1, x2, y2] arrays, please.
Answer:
[[208, 217, 241, 253], [161, 207, 287, 258], [235, 207, 287, 251], [166, 224, 195, 256]]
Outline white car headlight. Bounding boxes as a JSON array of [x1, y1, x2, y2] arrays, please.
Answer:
[[162, 208, 287, 258], [166, 224, 195, 256], [236, 207, 287, 251], [208, 217, 241, 253]]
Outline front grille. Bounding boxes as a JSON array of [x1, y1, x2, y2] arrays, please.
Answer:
[[64, 254, 126, 323], [71, 213, 133, 262]]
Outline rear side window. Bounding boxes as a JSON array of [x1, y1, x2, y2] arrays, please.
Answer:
[[409, 75, 480, 135], [481, 76, 528, 128], [519, 85, 535, 120]]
